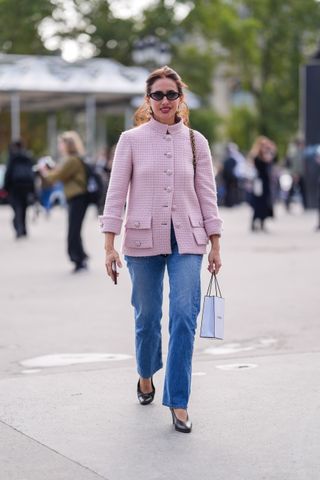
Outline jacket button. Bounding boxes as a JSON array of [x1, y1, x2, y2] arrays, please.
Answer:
[[135, 240, 141, 247], [166, 169, 172, 175], [166, 186, 172, 192], [166, 152, 172, 158], [172, 205, 177, 211], [166, 136, 172, 142], [134, 221, 140, 228]]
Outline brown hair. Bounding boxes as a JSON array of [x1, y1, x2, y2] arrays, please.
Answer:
[[249, 136, 277, 161], [134, 65, 189, 126], [58, 131, 85, 157]]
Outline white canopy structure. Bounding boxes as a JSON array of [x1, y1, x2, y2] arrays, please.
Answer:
[[0, 54, 147, 155], [0, 54, 200, 156]]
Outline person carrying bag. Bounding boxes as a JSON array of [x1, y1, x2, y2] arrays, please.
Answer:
[[99, 66, 223, 433]]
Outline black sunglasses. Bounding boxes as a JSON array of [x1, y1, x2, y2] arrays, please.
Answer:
[[148, 90, 181, 101]]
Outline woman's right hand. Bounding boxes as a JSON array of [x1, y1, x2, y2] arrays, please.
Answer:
[[105, 248, 122, 283]]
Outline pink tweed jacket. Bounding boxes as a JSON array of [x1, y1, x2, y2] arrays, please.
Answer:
[[99, 117, 223, 256]]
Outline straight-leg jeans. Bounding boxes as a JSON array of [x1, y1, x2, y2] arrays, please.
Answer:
[[125, 223, 203, 409], [67, 194, 88, 266]]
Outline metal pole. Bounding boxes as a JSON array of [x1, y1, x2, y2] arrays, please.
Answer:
[[85, 95, 96, 161], [124, 106, 133, 130], [97, 114, 107, 152], [10, 93, 20, 140], [47, 113, 57, 159]]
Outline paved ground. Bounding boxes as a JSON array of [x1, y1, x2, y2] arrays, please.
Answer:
[[0, 202, 319, 480]]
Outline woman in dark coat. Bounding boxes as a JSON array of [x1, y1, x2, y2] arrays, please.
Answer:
[[4, 140, 35, 238], [249, 136, 277, 232]]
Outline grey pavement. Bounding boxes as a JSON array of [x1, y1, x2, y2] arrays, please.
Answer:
[[0, 202, 319, 480]]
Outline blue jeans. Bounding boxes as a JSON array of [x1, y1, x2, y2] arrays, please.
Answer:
[[125, 222, 203, 409]]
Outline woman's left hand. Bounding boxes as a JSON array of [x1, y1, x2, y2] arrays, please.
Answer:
[[208, 247, 222, 274]]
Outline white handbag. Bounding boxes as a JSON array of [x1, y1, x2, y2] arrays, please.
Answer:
[[200, 273, 224, 339]]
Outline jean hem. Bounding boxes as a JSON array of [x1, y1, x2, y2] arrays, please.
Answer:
[[137, 364, 163, 378], [162, 402, 188, 409]]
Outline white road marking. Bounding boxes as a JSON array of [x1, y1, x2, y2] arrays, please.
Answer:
[[216, 363, 258, 371], [20, 353, 133, 368], [204, 337, 277, 355]]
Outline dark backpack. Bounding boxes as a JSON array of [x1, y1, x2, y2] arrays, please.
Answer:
[[12, 162, 35, 187], [81, 161, 104, 205]]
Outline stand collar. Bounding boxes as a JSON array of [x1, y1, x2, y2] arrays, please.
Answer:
[[147, 116, 184, 135]]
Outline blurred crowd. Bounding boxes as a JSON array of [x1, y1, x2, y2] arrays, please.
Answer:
[[1, 133, 115, 273], [216, 136, 320, 232], [1, 130, 320, 273]]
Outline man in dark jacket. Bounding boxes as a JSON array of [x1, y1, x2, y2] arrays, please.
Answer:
[[4, 139, 35, 238]]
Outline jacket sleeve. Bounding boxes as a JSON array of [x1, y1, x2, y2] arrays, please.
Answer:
[[44, 157, 79, 185], [194, 132, 223, 236], [99, 132, 132, 234]]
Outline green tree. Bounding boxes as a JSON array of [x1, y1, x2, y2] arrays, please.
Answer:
[[190, 108, 221, 145], [173, 44, 216, 104], [72, 0, 136, 64], [185, 0, 320, 150], [68, 0, 216, 101], [0, 0, 54, 54], [225, 106, 258, 153]]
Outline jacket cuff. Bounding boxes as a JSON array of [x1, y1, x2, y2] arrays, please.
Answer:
[[204, 218, 223, 237], [98, 215, 122, 234]]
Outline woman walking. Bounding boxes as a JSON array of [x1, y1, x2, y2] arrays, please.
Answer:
[[99, 66, 223, 433], [249, 136, 277, 232], [40, 131, 89, 272]]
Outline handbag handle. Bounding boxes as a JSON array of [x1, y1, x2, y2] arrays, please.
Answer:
[[206, 272, 222, 298], [189, 128, 196, 172]]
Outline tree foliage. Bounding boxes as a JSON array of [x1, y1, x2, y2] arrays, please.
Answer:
[[185, 0, 320, 149], [0, 0, 54, 54]]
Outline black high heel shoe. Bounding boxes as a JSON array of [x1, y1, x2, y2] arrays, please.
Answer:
[[137, 377, 155, 405], [170, 408, 192, 433]]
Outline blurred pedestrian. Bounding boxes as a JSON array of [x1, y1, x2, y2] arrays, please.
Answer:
[[4, 139, 35, 239], [248, 136, 277, 232], [40, 131, 89, 272], [96, 145, 115, 214], [222, 142, 246, 207], [99, 66, 223, 433], [285, 137, 307, 211]]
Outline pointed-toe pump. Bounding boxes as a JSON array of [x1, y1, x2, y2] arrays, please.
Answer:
[[170, 408, 192, 433], [137, 377, 155, 405]]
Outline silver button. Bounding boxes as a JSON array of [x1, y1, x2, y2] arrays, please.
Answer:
[[166, 169, 172, 176], [166, 186, 172, 193], [166, 152, 172, 158], [135, 240, 141, 247]]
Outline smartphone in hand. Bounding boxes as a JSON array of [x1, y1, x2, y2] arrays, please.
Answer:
[[111, 261, 118, 285]]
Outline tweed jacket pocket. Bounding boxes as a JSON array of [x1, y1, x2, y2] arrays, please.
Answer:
[[124, 216, 153, 249], [189, 215, 209, 245]]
